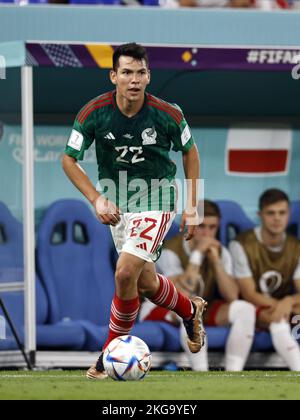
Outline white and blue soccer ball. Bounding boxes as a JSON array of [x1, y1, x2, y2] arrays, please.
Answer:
[[103, 335, 152, 381]]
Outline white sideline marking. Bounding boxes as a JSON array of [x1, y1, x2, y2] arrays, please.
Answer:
[[1, 373, 300, 379]]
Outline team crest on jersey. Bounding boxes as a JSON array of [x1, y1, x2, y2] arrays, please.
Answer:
[[142, 127, 157, 145]]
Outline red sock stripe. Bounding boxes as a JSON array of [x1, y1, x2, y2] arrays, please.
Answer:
[[103, 295, 140, 349], [152, 274, 178, 310], [152, 273, 169, 304], [111, 302, 139, 322], [77, 92, 112, 123], [150, 274, 193, 320]]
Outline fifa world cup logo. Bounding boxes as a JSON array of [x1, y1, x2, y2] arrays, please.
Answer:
[[259, 271, 283, 297]]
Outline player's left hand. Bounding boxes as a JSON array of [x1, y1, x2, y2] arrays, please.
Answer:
[[180, 207, 199, 241]]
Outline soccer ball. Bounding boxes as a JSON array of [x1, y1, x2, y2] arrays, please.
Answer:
[[103, 335, 152, 381]]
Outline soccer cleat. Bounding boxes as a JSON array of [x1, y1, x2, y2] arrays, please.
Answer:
[[86, 352, 108, 380], [183, 296, 207, 354]]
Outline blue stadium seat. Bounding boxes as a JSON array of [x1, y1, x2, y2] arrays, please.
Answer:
[[165, 221, 180, 241], [0, 202, 86, 351], [288, 201, 300, 239], [79, 321, 165, 351], [37, 199, 165, 351], [216, 200, 256, 246], [142, 0, 160, 4], [0, 275, 86, 350], [206, 327, 279, 352], [157, 322, 181, 352], [69, 0, 121, 4]]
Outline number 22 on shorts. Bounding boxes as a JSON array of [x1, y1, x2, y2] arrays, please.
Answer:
[[130, 218, 158, 241]]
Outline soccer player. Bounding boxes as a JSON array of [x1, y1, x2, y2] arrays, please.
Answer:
[[140, 200, 256, 371], [62, 43, 207, 379], [230, 189, 300, 371]]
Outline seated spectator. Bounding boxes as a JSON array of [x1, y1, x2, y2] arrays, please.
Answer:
[[140, 200, 256, 371], [230, 189, 300, 371]]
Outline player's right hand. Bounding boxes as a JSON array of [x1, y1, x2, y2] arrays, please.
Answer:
[[93, 195, 121, 226]]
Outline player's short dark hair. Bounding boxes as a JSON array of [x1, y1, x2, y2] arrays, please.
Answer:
[[203, 200, 221, 219], [113, 43, 149, 71], [259, 189, 290, 211]]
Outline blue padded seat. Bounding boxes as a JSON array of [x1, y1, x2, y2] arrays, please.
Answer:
[[0, 278, 86, 350], [155, 322, 181, 352], [78, 321, 164, 352], [206, 327, 230, 350], [165, 221, 180, 241], [216, 200, 255, 246], [69, 0, 121, 4], [152, 324, 290, 354], [288, 201, 300, 239], [37, 199, 165, 351], [37, 199, 115, 326], [0, 201, 86, 351], [205, 327, 298, 352], [142, 0, 160, 4]]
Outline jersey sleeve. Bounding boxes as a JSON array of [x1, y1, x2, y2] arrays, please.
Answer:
[[168, 105, 195, 153], [64, 108, 95, 161], [221, 246, 234, 277], [229, 240, 253, 279]]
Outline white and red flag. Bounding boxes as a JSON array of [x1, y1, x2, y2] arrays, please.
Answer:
[[226, 126, 292, 176]]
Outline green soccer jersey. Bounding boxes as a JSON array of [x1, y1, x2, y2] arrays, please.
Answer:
[[64, 90, 195, 212]]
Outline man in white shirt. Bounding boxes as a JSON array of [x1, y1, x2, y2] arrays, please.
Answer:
[[140, 200, 256, 371], [230, 189, 300, 371]]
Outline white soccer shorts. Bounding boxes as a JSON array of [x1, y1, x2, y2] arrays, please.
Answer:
[[110, 211, 176, 263]]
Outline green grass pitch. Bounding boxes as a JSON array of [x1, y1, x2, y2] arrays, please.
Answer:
[[1, 370, 300, 400]]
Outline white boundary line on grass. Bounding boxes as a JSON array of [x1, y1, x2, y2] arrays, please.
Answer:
[[1, 373, 300, 379]]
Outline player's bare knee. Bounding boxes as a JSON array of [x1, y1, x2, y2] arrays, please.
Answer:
[[115, 266, 136, 289]]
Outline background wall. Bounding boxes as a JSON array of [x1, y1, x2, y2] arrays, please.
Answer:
[[1, 6, 300, 227], [1, 123, 299, 225]]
